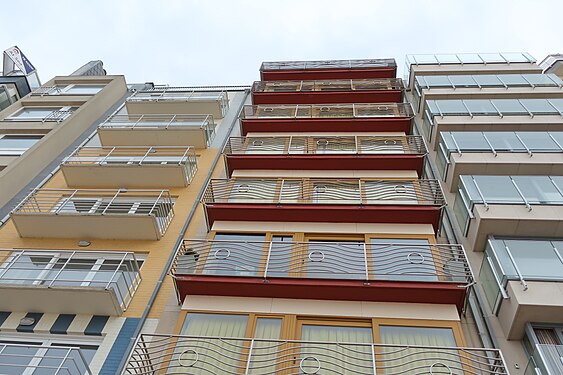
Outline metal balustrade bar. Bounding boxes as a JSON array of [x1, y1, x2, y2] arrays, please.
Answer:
[[241, 103, 414, 119], [261, 59, 397, 71], [170, 239, 473, 284], [0, 343, 92, 375], [99, 114, 215, 129], [203, 178, 445, 206], [252, 78, 404, 92], [63, 146, 198, 183], [125, 334, 508, 375], [127, 88, 228, 102], [0, 249, 141, 310], [224, 135, 426, 155]]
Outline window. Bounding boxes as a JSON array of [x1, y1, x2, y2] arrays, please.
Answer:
[[6, 106, 76, 122], [57, 84, 104, 95], [0, 336, 98, 375], [0, 135, 42, 156]]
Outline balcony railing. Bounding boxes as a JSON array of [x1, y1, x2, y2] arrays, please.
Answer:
[[12, 188, 175, 236], [127, 88, 228, 104], [525, 344, 563, 375], [203, 178, 445, 206], [125, 334, 508, 375], [224, 135, 426, 155], [0, 249, 141, 310], [62, 146, 198, 184], [0, 343, 91, 375], [171, 239, 472, 284], [252, 78, 403, 92], [261, 58, 397, 71], [241, 103, 413, 120]]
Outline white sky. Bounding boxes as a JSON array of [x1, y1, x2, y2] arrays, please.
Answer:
[[2, 0, 562, 86]]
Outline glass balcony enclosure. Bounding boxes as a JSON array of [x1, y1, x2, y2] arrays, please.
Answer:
[[127, 87, 228, 103], [524, 325, 563, 375], [242, 103, 414, 119], [0, 342, 92, 375], [0, 249, 141, 310], [252, 78, 403, 93], [125, 333, 508, 375], [225, 135, 426, 155], [479, 237, 563, 313], [4, 106, 76, 122], [454, 176, 563, 235], [437, 131, 563, 179], [172, 239, 472, 284], [413, 73, 563, 109], [31, 84, 106, 96], [422, 99, 563, 139], [261, 58, 397, 71]]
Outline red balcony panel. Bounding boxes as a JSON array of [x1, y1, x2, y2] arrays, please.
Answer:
[[225, 154, 425, 176], [260, 68, 397, 81], [175, 275, 466, 313], [240, 118, 413, 135], [252, 90, 403, 105], [205, 204, 442, 232]]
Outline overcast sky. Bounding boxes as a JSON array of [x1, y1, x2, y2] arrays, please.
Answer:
[[2, 0, 561, 86]]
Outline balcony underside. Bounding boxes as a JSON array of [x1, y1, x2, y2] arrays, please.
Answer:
[[11, 214, 163, 240], [0, 285, 123, 315], [240, 118, 412, 135], [205, 204, 442, 231], [61, 165, 190, 188], [97, 128, 209, 148], [251, 91, 403, 105], [175, 275, 466, 312], [260, 68, 397, 81], [225, 155, 424, 176]]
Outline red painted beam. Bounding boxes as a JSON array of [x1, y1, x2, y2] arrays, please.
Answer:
[[225, 155, 424, 177], [240, 118, 412, 135], [251, 91, 403, 105], [205, 204, 442, 232], [175, 275, 466, 313], [260, 68, 397, 81]]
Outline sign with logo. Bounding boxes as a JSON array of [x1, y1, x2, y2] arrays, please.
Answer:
[[3, 46, 37, 75]]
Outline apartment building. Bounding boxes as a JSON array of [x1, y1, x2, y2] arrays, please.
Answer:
[[406, 52, 563, 375]]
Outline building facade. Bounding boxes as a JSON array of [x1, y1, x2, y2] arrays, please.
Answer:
[[4, 53, 559, 374]]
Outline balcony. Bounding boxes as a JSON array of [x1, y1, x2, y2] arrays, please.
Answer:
[[251, 79, 404, 105], [260, 58, 397, 81], [172, 239, 472, 310], [453, 175, 563, 252], [0, 250, 140, 315], [202, 178, 445, 230], [61, 146, 197, 188], [240, 103, 414, 135], [525, 344, 563, 375], [0, 343, 91, 375], [97, 114, 215, 148], [223, 135, 427, 176], [11, 188, 175, 240], [125, 88, 229, 118], [125, 334, 508, 375], [437, 131, 563, 192], [479, 238, 563, 339]]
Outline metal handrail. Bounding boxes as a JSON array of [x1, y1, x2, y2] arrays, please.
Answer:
[[0, 342, 92, 375], [170, 239, 473, 284], [252, 78, 404, 92], [62, 146, 198, 183], [241, 103, 414, 119], [98, 113, 215, 129], [124, 333, 509, 375], [202, 178, 445, 206], [260, 58, 397, 71], [224, 135, 427, 155], [0, 249, 141, 310]]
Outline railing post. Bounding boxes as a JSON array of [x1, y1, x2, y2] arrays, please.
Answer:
[[278, 179, 285, 204], [371, 344, 377, 374], [363, 243, 369, 280], [101, 190, 122, 215], [244, 338, 255, 374], [54, 190, 78, 214], [264, 241, 273, 279], [510, 177, 532, 211], [48, 251, 76, 287], [100, 147, 116, 164], [54, 348, 73, 375], [503, 243, 528, 291], [139, 147, 153, 165]]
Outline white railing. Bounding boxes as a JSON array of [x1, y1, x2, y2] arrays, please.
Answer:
[[0, 343, 91, 374], [0, 249, 141, 310], [252, 78, 403, 92], [261, 58, 397, 71]]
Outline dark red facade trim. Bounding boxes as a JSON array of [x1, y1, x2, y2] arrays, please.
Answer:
[[260, 68, 397, 81], [240, 118, 412, 135], [175, 275, 466, 313], [205, 204, 442, 231], [251, 91, 403, 105], [225, 155, 425, 177]]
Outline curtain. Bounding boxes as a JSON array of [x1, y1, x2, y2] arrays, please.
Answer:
[[379, 326, 458, 374], [299, 324, 373, 374], [248, 318, 282, 374]]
